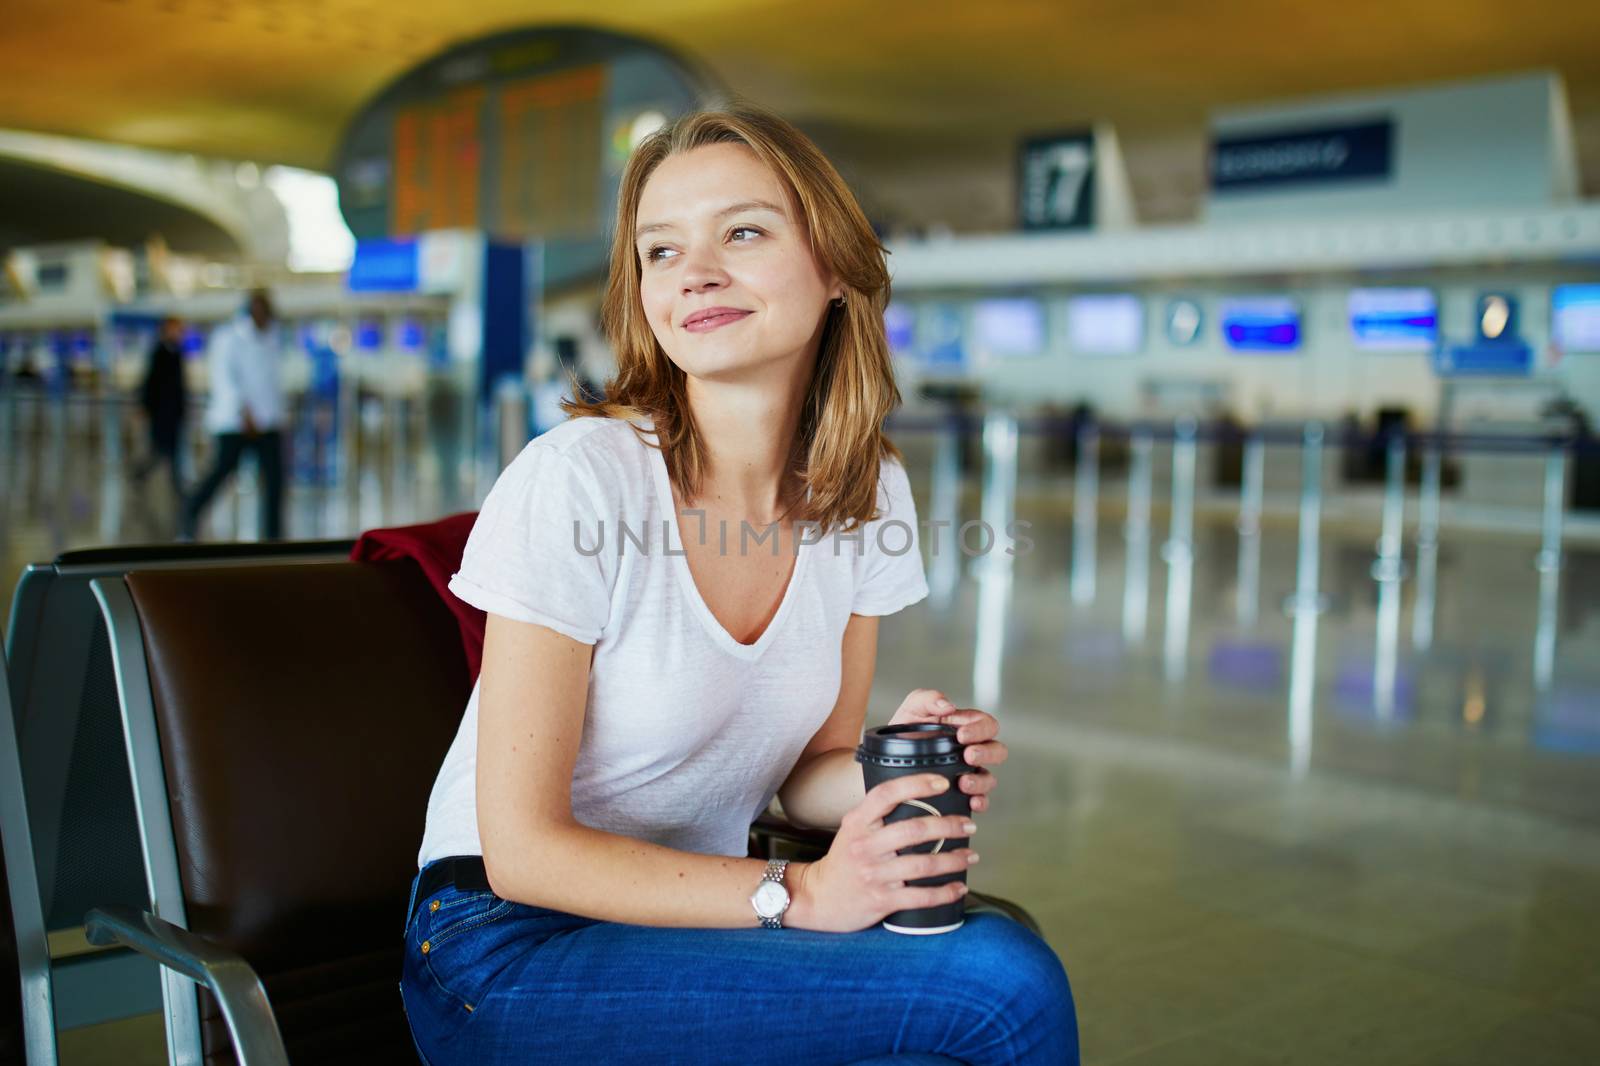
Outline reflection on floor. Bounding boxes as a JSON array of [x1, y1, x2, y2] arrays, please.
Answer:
[[7, 417, 1600, 1065]]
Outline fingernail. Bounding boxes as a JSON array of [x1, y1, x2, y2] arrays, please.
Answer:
[[962, 821, 977, 834], [936, 698, 954, 710], [957, 883, 969, 895], [967, 852, 981, 864], [931, 776, 950, 791]]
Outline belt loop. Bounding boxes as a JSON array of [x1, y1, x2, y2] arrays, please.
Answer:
[[404, 866, 425, 930]]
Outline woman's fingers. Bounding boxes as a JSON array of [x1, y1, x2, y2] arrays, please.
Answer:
[[851, 774, 952, 830], [949, 711, 999, 744], [878, 847, 978, 885], [891, 881, 970, 910], [964, 740, 1008, 767], [889, 689, 956, 724], [870, 813, 974, 857], [959, 768, 996, 794]]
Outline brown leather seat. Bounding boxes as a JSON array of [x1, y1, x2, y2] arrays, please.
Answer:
[[117, 555, 1039, 1064], [126, 560, 469, 1065]]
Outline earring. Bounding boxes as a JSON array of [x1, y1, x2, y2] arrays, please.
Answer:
[[832, 295, 848, 308]]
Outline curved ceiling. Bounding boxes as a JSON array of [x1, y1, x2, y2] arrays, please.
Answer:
[[0, 157, 241, 254], [5, 1, 1599, 227]]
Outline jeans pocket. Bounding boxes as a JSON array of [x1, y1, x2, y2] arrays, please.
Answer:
[[427, 892, 516, 949], [414, 888, 520, 1014]]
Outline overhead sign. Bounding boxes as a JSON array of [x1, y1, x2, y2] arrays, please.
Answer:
[[1019, 132, 1095, 231], [1205, 73, 1576, 220], [334, 27, 706, 242], [1211, 119, 1393, 192]]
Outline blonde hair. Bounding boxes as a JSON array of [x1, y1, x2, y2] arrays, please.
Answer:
[[564, 104, 903, 531]]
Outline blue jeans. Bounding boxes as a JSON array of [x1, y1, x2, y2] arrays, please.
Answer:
[[400, 863, 1077, 1065]]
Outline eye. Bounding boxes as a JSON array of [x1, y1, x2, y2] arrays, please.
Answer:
[[728, 225, 764, 243], [643, 245, 679, 264]]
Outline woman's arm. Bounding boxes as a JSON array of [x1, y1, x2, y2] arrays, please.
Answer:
[[774, 614, 878, 830], [476, 613, 801, 929]]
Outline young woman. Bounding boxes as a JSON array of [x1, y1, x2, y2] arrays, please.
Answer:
[[401, 106, 1077, 1066]]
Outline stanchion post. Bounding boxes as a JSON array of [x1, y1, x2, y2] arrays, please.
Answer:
[[1069, 422, 1099, 605], [1121, 430, 1153, 643], [1236, 434, 1265, 627]]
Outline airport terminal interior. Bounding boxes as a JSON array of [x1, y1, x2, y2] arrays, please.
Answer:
[[3, 2, 1600, 1064]]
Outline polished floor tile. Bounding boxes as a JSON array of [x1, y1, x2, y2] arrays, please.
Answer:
[[1199, 962, 1527, 1065], [8, 411, 1600, 1065], [1415, 1008, 1600, 1066]]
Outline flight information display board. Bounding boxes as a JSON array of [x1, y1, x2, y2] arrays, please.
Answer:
[[335, 28, 705, 242]]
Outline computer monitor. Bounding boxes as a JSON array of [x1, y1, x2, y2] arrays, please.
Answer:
[[1067, 294, 1143, 355], [1221, 297, 1300, 353], [1349, 288, 1437, 351], [1553, 284, 1600, 354], [354, 318, 384, 352], [397, 317, 427, 353], [884, 303, 916, 355], [921, 304, 966, 369], [972, 297, 1047, 357]]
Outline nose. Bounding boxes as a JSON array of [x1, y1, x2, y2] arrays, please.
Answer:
[[679, 244, 729, 296]]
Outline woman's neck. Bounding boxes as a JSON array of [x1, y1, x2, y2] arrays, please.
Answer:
[[682, 360, 813, 522]]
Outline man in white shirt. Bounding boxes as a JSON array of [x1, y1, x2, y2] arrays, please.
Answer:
[[180, 290, 287, 540]]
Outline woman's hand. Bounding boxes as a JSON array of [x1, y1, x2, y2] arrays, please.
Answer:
[[788, 774, 977, 933], [887, 689, 1007, 815]]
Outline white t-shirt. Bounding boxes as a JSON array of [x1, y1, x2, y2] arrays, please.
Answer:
[[203, 316, 286, 434], [417, 416, 929, 866]]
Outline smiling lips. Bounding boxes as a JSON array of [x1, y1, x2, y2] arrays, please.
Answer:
[[682, 307, 752, 333]]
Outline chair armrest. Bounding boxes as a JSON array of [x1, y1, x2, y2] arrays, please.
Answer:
[[749, 812, 836, 860], [84, 905, 290, 1066], [965, 890, 1044, 938]]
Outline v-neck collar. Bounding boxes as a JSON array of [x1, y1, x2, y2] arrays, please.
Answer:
[[640, 422, 811, 662]]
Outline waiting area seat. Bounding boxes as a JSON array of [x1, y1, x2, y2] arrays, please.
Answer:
[[4, 540, 354, 937], [27, 550, 1041, 1063]]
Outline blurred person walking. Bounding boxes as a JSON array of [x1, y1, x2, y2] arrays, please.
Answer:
[[180, 290, 286, 540], [130, 315, 189, 513]]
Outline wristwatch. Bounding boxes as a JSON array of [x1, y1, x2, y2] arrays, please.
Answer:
[[749, 859, 791, 929]]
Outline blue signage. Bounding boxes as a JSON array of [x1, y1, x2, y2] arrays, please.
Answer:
[[1220, 297, 1301, 353], [1349, 288, 1437, 351], [348, 238, 419, 292], [1434, 342, 1533, 377], [1211, 119, 1393, 191]]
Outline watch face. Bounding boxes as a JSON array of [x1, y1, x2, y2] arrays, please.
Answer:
[[753, 880, 788, 918]]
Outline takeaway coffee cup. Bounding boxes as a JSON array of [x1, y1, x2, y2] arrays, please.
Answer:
[[855, 723, 971, 934]]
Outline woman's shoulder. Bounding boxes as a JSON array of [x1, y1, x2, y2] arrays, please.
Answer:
[[528, 414, 651, 460], [502, 415, 657, 503], [872, 451, 913, 511]]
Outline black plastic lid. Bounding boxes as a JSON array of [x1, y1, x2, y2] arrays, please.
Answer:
[[855, 723, 963, 767]]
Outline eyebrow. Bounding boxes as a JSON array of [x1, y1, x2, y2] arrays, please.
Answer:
[[635, 199, 787, 240]]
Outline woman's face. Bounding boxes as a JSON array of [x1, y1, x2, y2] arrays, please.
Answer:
[[634, 143, 839, 383]]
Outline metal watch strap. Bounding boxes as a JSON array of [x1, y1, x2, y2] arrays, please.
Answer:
[[758, 859, 789, 929]]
